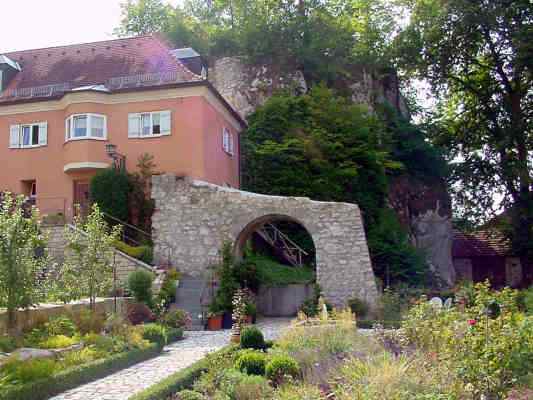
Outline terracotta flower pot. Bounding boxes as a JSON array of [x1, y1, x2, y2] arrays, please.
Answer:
[[207, 315, 223, 331]]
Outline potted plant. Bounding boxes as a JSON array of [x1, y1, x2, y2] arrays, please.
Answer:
[[244, 302, 257, 324], [206, 302, 224, 331]]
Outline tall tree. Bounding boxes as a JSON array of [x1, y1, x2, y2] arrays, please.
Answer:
[[0, 193, 49, 332], [115, 0, 174, 36], [396, 0, 533, 257]]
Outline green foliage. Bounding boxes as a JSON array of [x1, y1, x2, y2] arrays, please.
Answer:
[[141, 324, 168, 348], [240, 255, 314, 288], [234, 350, 267, 376], [1, 358, 57, 385], [519, 287, 533, 316], [73, 309, 106, 335], [396, 0, 533, 256], [0, 336, 17, 353], [128, 270, 155, 307], [0, 343, 160, 400], [114, 241, 153, 265], [212, 242, 239, 313], [38, 335, 78, 349], [155, 271, 180, 313], [233, 375, 273, 400], [402, 282, 533, 397], [347, 297, 369, 319], [115, 0, 174, 36], [42, 315, 77, 337], [161, 309, 191, 330], [89, 169, 130, 222], [240, 326, 265, 350], [175, 390, 205, 400], [51, 204, 122, 309], [274, 384, 323, 400], [0, 193, 50, 330], [242, 88, 429, 285], [265, 354, 300, 386]]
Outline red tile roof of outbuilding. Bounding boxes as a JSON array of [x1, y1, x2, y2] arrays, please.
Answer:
[[1, 35, 201, 98], [452, 229, 512, 258]]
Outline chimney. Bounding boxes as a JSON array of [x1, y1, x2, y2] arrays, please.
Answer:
[[0, 55, 21, 93]]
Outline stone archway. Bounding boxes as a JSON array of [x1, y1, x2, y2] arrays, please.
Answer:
[[151, 175, 378, 307]]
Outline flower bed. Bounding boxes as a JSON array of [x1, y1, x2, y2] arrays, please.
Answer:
[[136, 284, 532, 400], [0, 312, 185, 399]]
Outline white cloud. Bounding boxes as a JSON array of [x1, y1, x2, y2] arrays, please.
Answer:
[[0, 0, 182, 53]]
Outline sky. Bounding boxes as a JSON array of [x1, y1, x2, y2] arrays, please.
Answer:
[[0, 0, 181, 54]]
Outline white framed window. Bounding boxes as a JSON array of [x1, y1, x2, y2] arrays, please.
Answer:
[[222, 127, 234, 156], [65, 114, 107, 141], [9, 122, 47, 149], [128, 110, 171, 138]]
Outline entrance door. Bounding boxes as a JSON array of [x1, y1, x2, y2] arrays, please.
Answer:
[[73, 181, 91, 218]]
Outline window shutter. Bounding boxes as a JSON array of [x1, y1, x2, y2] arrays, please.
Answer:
[[160, 111, 171, 135], [9, 125, 20, 148], [65, 118, 70, 141], [38, 122, 48, 146], [128, 114, 141, 138]]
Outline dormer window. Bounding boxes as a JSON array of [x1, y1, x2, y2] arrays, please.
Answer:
[[65, 114, 107, 141], [0, 55, 21, 92]]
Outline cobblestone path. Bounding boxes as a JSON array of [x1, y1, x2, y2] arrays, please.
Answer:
[[51, 319, 290, 400]]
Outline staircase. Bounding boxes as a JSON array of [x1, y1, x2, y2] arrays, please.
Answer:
[[172, 275, 205, 330], [256, 223, 309, 267]]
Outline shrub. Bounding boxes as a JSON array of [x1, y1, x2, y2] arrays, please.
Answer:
[[1, 358, 57, 384], [0, 335, 17, 353], [265, 354, 300, 385], [235, 350, 267, 375], [127, 302, 156, 325], [128, 270, 155, 306], [142, 324, 168, 348], [174, 390, 205, 400], [162, 309, 192, 330], [73, 309, 106, 335], [115, 241, 153, 265], [45, 315, 77, 337], [90, 168, 130, 222], [348, 297, 369, 318], [240, 326, 265, 350], [83, 333, 117, 353], [61, 347, 102, 367], [523, 286, 533, 315], [274, 384, 323, 400], [233, 375, 273, 400], [39, 335, 78, 349], [104, 313, 130, 336]]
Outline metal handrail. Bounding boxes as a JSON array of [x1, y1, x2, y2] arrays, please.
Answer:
[[257, 223, 308, 267], [102, 212, 152, 246]]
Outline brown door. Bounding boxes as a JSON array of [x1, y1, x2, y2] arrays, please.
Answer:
[[73, 181, 90, 218]]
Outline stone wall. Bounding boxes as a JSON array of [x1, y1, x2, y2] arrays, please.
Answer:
[[0, 298, 129, 335], [44, 225, 154, 285], [152, 174, 378, 307]]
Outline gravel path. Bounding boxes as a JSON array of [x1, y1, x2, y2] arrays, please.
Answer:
[[51, 318, 291, 400]]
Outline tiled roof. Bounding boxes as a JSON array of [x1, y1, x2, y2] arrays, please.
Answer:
[[0, 35, 202, 102], [452, 229, 512, 258]]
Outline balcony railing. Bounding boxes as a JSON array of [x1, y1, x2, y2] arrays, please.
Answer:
[[1, 70, 203, 101]]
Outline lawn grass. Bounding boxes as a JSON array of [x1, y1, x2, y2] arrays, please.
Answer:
[[248, 254, 315, 286]]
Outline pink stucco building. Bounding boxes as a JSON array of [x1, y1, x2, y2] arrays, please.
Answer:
[[0, 35, 245, 218]]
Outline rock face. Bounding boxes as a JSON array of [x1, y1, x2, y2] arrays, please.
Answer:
[[388, 176, 455, 286], [152, 175, 378, 307]]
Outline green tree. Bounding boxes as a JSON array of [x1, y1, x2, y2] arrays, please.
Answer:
[[90, 168, 131, 222], [115, 0, 174, 36], [0, 193, 49, 332], [55, 204, 122, 310], [242, 87, 429, 285], [395, 0, 533, 257]]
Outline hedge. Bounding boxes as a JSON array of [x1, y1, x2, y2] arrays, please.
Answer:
[[0, 344, 161, 400], [167, 328, 184, 344], [129, 346, 236, 400]]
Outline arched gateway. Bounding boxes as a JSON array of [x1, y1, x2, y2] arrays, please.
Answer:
[[151, 175, 378, 307]]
